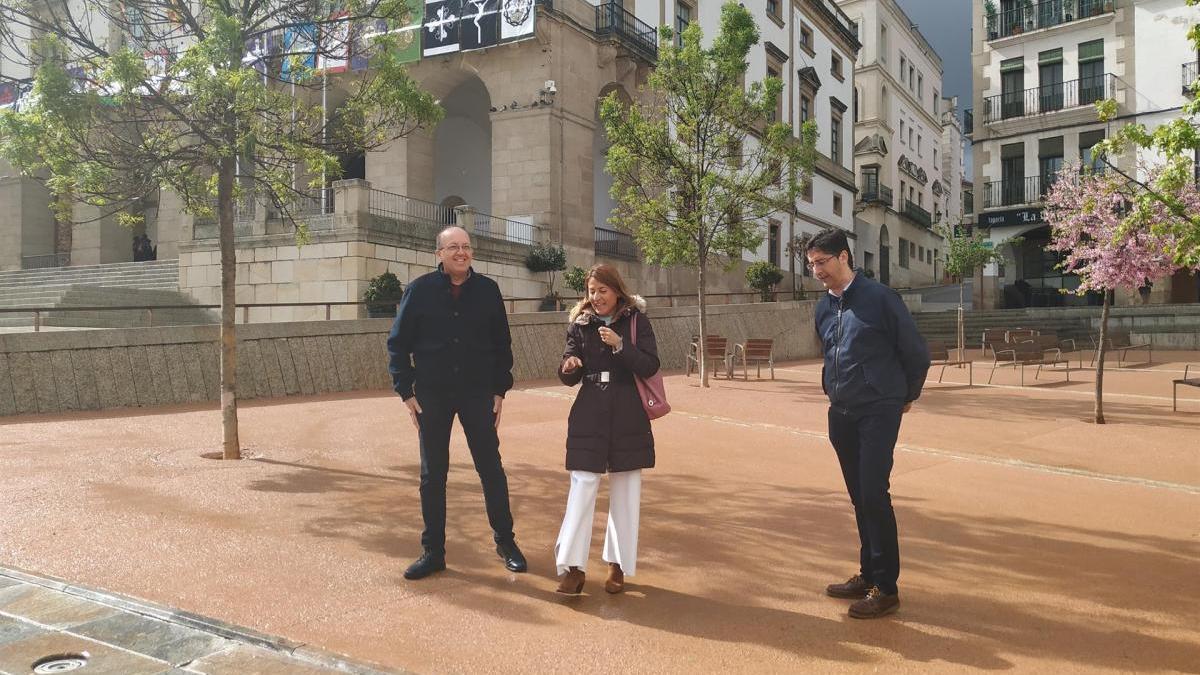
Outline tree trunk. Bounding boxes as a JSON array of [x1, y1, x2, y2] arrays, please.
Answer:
[[698, 264, 709, 388], [217, 153, 242, 459], [1094, 291, 1110, 424]]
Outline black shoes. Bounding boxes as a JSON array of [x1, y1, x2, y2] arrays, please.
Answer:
[[826, 573, 871, 599], [403, 550, 446, 580], [848, 586, 900, 619], [496, 540, 528, 573]]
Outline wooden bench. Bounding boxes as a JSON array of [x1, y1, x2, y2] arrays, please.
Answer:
[[733, 338, 775, 380], [988, 340, 1071, 386], [1018, 333, 1081, 368], [1090, 330, 1152, 367], [928, 340, 972, 385], [686, 335, 732, 379], [1173, 365, 1200, 411]]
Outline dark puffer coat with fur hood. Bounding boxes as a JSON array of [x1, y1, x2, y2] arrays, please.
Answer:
[[558, 297, 660, 473]]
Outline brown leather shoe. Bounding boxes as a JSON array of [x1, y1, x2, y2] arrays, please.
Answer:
[[826, 573, 870, 599], [556, 567, 585, 595], [604, 563, 624, 594], [848, 586, 899, 619]]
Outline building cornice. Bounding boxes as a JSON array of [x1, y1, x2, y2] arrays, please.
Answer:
[[797, 0, 861, 56]]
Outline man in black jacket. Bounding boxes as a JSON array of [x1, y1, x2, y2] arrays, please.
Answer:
[[387, 226, 527, 580], [807, 229, 930, 619]]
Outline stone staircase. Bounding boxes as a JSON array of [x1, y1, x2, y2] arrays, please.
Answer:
[[914, 304, 1200, 351], [0, 260, 216, 328]]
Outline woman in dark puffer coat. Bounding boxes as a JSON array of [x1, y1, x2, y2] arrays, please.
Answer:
[[553, 264, 659, 595]]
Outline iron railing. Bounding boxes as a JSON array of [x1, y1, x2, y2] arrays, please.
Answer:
[[294, 188, 335, 216], [595, 1, 657, 62], [984, 74, 1114, 123], [368, 189, 457, 225], [986, 0, 1111, 41], [475, 214, 540, 246], [982, 175, 1064, 208], [902, 199, 932, 228], [367, 189, 541, 247], [963, 108, 973, 135], [859, 183, 893, 207], [20, 253, 70, 270], [594, 226, 638, 259], [1183, 61, 1198, 96]]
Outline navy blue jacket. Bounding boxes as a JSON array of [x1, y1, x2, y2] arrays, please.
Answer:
[[386, 266, 514, 401], [814, 275, 931, 412]]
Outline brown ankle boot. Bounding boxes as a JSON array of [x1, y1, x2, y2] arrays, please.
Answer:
[[604, 563, 625, 594], [556, 567, 585, 595]]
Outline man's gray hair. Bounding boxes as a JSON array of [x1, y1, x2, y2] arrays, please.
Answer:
[[436, 226, 470, 249]]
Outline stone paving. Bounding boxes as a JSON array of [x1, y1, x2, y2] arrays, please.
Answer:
[[0, 355, 1197, 673]]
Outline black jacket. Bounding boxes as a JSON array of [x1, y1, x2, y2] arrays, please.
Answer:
[[386, 266, 514, 401], [814, 275, 930, 412], [559, 301, 659, 473]]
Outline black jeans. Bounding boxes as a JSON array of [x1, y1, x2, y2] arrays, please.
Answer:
[[416, 391, 515, 554], [828, 405, 903, 595]]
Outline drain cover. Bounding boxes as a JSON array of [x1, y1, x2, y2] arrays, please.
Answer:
[[31, 653, 89, 673]]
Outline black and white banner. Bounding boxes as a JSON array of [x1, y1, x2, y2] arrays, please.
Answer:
[[499, 0, 535, 41], [460, 0, 499, 51], [423, 0, 461, 56]]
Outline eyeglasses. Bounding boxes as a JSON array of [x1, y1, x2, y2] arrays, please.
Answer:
[[439, 244, 473, 254], [806, 254, 838, 271]]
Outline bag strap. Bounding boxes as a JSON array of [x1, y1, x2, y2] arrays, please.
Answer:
[[630, 312, 637, 347]]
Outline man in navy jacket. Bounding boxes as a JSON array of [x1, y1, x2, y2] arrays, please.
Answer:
[[807, 229, 930, 619], [387, 226, 527, 580]]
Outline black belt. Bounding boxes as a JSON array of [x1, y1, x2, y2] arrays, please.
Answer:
[[583, 371, 634, 385]]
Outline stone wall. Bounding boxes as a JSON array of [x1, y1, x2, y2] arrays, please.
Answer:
[[0, 300, 820, 417]]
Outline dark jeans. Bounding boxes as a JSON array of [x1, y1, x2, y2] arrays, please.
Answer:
[[416, 391, 515, 554], [828, 405, 903, 595]]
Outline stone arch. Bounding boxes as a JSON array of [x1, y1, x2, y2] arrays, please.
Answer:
[[594, 83, 633, 229], [433, 74, 492, 213]]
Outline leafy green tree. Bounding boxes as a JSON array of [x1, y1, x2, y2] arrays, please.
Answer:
[[936, 222, 1020, 357], [1090, 0, 1200, 268], [0, 0, 442, 458], [563, 266, 588, 296], [600, 1, 816, 387]]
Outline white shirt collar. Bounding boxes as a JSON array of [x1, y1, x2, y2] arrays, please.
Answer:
[[828, 272, 857, 298]]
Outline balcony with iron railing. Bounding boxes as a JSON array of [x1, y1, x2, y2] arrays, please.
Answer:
[[982, 175, 1068, 208], [1183, 61, 1198, 96], [858, 183, 893, 207], [594, 226, 638, 259], [901, 199, 932, 228], [537, 0, 657, 62], [983, 74, 1114, 123], [985, 0, 1113, 41]]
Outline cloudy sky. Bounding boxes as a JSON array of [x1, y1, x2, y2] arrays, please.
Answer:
[[894, 0, 975, 168]]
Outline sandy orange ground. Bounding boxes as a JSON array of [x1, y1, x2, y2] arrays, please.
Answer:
[[1, 352, 1198, 674]]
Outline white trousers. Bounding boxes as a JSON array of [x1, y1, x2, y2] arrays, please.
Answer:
[[554, 469, 642, 577]]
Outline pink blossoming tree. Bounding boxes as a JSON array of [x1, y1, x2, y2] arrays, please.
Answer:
[[1043, 164, 1196, 423]]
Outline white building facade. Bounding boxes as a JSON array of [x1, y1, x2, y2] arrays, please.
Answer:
[[838, 0, 953, 288], [971, 0, 1200, 308]]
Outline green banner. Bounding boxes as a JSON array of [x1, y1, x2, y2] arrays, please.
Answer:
[[394, 0, 423, 64]]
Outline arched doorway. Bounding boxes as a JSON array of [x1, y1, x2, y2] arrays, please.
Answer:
[[878, 224, 891, 286], [434, 77, 491, 213], [594, 84, 632, 230]]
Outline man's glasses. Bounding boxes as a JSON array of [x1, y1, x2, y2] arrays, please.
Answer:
[[806, 254, 837, 271], [440, 244, 473, 254]]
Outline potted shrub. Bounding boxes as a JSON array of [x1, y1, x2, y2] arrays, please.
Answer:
[[984, 0, 999, 38], [524, 243, 568, 311], [563, 265, 588, 299], [1022, 0, 1035, 30], [746, 261, 784, 302], [364, 271, 404, 318]]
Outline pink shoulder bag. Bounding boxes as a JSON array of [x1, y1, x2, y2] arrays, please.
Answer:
[[629, 313, 671, 420]]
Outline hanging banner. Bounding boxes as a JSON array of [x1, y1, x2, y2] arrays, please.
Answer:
[[423, 0, 461, 56], [320, 11, 351, 73], [499, 0, 535, 42], [460, 0, 499, 51], [282, 23, 318, 81], [352, 0, 422, 70]]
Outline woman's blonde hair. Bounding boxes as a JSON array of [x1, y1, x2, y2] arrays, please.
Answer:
[[568, 264, 636, 322]]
